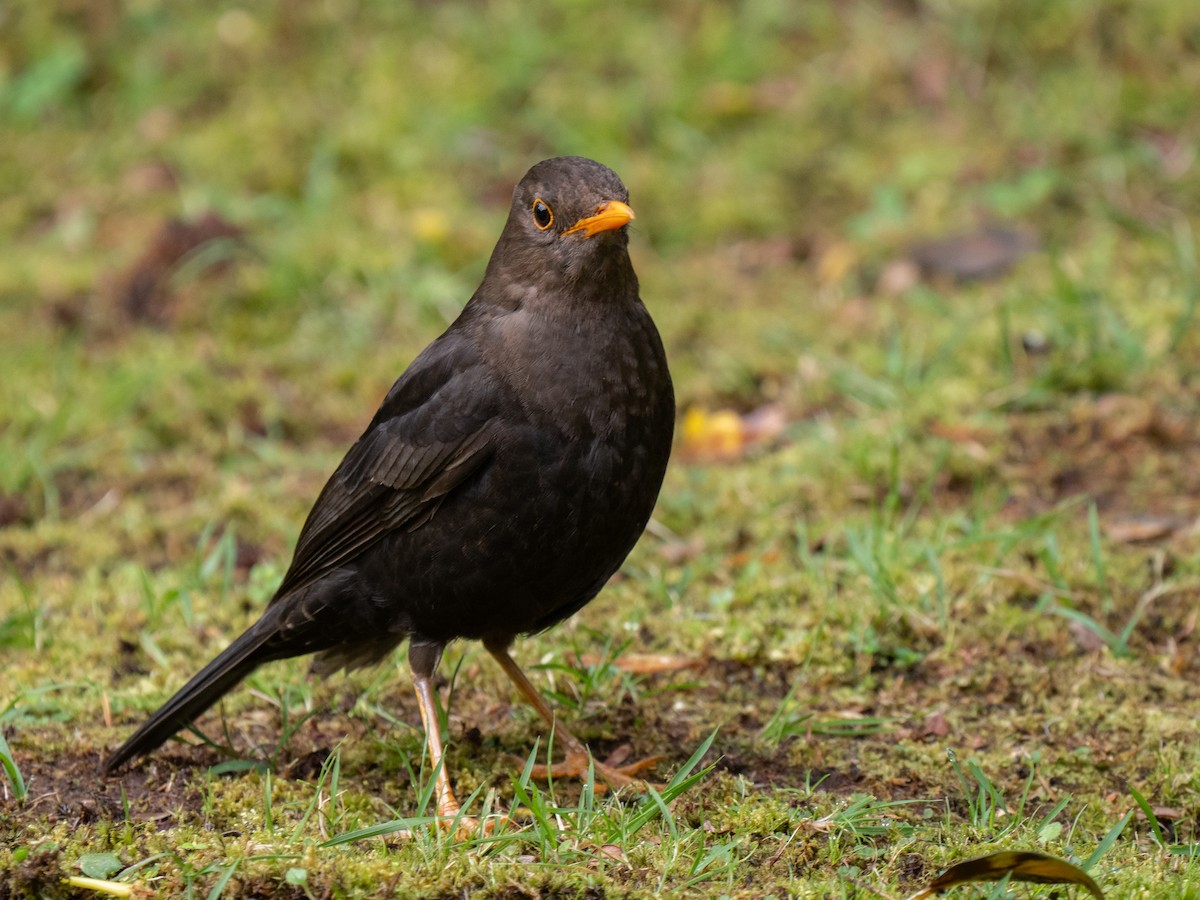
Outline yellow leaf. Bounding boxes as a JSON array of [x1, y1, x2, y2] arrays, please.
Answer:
[[412, 207, 451, 244], [817, 241, 858, 285], [908, 850, 1103, 899], [681, 406, 745, 461]]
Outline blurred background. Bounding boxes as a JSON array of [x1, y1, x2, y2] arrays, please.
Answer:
[[2, 1, 1200, 893], [4, 0, 1199, 571], [3, 1, 1198, 456]]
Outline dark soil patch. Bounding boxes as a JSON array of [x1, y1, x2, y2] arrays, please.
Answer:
[[2, 738, 204, 833], [1003, 393, 1199, 522]]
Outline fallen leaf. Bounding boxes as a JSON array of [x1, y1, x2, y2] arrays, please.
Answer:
[[659, 536, 706, 565], [1138, 806, 1181, 821], [921, 711, 950, 738], [681, 406, 744, 461], [1068, 620, 1108, 654], [817, 240, 858, 285], [121, 161, 179, 194], [116, 212, 245, 325], [878, 258, 920, 295], [680, 404, 787, 463], [928, 420, 992, 462], [910, 226, 1037, 282], [1104, 517, 1179, 544], [1166, 638, 1194, 677], [907, 850, 1103, 899], [597, 844, 626, 863], [1139, 126, 1195, 179], [912, 54, 952, 106]]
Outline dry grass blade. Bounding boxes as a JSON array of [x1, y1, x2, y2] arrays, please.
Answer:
[[61, 876, 148, 897], [908, 850, 1103, 899], [570, 652, 704, 674]]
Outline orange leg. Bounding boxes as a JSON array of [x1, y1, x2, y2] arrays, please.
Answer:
[[409, 642, 492, 833], [484, 638, 661, 790]]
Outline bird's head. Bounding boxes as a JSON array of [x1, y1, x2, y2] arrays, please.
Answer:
[[487, 156, 638, 296]]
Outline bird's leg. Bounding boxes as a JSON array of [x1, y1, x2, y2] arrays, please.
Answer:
[[484, 639, 662, 791], [409, 641, 479, 831]]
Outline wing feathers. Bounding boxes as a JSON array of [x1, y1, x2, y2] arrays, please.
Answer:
[[271, 332, 500, 602]]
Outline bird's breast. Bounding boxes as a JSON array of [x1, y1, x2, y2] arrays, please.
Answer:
[[487, 304, 669, 442], [387, 298, 674, 642]]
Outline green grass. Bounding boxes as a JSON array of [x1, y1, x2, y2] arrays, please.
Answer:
[[3, 1, 1200, 896]]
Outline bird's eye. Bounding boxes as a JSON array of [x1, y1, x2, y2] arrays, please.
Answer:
[[532, 199, 554, 230]]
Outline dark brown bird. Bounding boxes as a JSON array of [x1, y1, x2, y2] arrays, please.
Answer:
[[103, 156, 675, 823]]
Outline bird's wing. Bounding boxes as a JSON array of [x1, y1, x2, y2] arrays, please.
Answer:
[[270, 328, 499, 601]]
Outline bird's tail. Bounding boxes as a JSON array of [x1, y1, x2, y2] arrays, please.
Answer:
[[103, 615, 279, 774]]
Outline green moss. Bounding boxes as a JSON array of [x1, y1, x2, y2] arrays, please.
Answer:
[[4, 1, 1200, 896]]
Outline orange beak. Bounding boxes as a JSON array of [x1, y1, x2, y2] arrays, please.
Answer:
[[562, 200, 635, 238]]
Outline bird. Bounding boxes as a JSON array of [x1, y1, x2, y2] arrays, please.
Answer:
[[103, 156, 676, 826]]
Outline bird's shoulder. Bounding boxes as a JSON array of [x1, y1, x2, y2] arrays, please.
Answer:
[[341, 322, 502, 490], [271, 320, 505, 599]]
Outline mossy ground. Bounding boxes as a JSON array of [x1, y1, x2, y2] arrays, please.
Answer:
[[2, 2, 1200, 897]]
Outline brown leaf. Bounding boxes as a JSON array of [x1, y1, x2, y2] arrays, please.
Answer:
[[921, 711, 950, 738], [1139, 806, 1181, 821], [121, 161, 179, 194], [596, 844, 626, 863], [1069, 620, 1109, 654], [928, 420, 992, 462], [659, 536, 706, 565], [878, 258, 920, 295], [1139, 127, 1195, 180], [909, 850, 1104, 899], [1166, 632, 1195, 676], [910, 226, 1037, 282], [116, 212, 245, 325], [741, 404, 787, 444], [912, 54, 952, 107], [1104, 517, 1180, 544]]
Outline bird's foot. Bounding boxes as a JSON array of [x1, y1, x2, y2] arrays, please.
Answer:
[[523, 746, 664, 793], [434, 803, 511, 838]]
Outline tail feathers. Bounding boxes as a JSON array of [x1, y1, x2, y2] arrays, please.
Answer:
[[103, 618, 278, 774]]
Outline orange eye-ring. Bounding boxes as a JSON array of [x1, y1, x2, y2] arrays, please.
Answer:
[[532, 199, 553, 230]]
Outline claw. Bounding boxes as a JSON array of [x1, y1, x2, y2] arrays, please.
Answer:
[[483, 641, 665, 796], [435, 807, 511, 838]]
